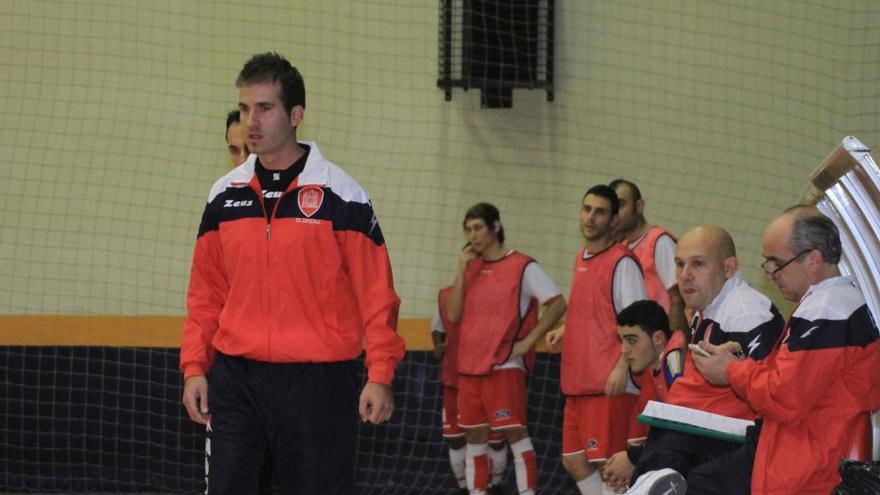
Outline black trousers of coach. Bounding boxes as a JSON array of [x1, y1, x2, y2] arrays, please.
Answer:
[[631, 421, 760, 494], [207, 353, 360, 495]]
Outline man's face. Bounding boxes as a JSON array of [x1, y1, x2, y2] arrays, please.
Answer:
[[239, 81, 298, 156], [580, 194, 615, 242], [618, 324, 662, 373], [761, 219, 811, 302], [613, 184, 641, 240], [464, 218, 498, 255], [226, 120, 249, 167], [675, 232, 732, 312]]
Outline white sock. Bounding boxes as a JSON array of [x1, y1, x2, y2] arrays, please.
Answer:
[[510, 437, 537, 495], [576, 470, 603, 495], [487, 442, 507, 486], [466, 443, 490, 493], [449, 445, 467, 488]]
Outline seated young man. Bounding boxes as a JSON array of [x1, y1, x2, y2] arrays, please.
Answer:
[[602, 300, 685, 492]]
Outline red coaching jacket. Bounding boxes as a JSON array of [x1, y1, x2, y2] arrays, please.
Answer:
[[728, 277, 880, 494], [180, 142, 404, 385]]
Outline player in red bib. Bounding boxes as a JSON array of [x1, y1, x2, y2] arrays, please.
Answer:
[[609, 179, 687, 335], [602, 299, 685, 492], [433, 285, 510, 495], [446, 203, 567, 495], [545, 185, 647, 495]]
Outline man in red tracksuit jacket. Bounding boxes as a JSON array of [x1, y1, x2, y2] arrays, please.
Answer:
[[179, 52, 404, 495], [695, 206, 880, 494]]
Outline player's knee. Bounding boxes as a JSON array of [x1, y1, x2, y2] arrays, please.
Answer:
[[464, 426, 490, 444], [488, 439, 506, 451], [562, 453, 590, 479], [448, 435, 466, 449], [502, 426, 528, 444]]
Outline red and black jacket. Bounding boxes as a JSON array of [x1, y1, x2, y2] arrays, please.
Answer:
[[180, 142, 404, 385]]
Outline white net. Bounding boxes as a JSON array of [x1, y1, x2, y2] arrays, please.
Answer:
[[1, 0, 879, 492]]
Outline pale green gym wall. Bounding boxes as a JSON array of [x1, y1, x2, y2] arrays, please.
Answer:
[[1, 0, 878, 317]]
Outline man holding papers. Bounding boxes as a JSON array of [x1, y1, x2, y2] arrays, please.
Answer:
[[625, 225, 784, 494], [695, 207, 880, 494]]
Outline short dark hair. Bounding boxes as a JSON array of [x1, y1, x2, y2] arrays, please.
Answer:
[[236, 52, 306, 114], [225, 109, 240, 140], [583, 184, 620, 216], [616, 300, 671, 340], [463, 202, 505, 245], [609, 178, 642, 202], [784, 206, 842, 264]]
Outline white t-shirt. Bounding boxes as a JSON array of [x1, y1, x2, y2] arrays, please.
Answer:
[[653, 234, 677, 289], [431, 305, 445, 333], [612, 256, 647, 313]]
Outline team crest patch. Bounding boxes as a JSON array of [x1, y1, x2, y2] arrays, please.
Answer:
[[297, 186, 324, 217], [587, 438, 599, 449], [494, 408, 512, 420]]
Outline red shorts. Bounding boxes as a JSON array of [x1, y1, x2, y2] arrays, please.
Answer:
[[562, 394, 638, 462], [442, 386, 465, 437], [457, 368, 527, 431]]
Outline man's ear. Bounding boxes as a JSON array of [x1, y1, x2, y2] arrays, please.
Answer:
[[289, 105, 304, 128], [723, 256, 738, 279], [805, 249, 822, 271], [635, 198, 645, 216], [651, 330, 666, 348]]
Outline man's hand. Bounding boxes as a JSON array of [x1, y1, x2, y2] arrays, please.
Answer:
[[182, 376, 209, 425], [457, 244, 477, 273], [717, 340, 745, 358], [359, 382, 394, 424], [603, 451, 635, 493], [692, 341, 736, 385], [545, 326, 565, 352], [604, 362, 628, 396]]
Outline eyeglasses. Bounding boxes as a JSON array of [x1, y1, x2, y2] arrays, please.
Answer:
[[760, 249, 812, 277]]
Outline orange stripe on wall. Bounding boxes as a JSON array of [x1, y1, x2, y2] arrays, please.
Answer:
[[0, 315, 438, 350]]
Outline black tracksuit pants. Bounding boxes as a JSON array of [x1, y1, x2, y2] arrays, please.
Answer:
[[206, 353, 360, 495]]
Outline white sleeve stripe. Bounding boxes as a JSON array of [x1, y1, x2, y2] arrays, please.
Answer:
[[653, 233, 678, 289]]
